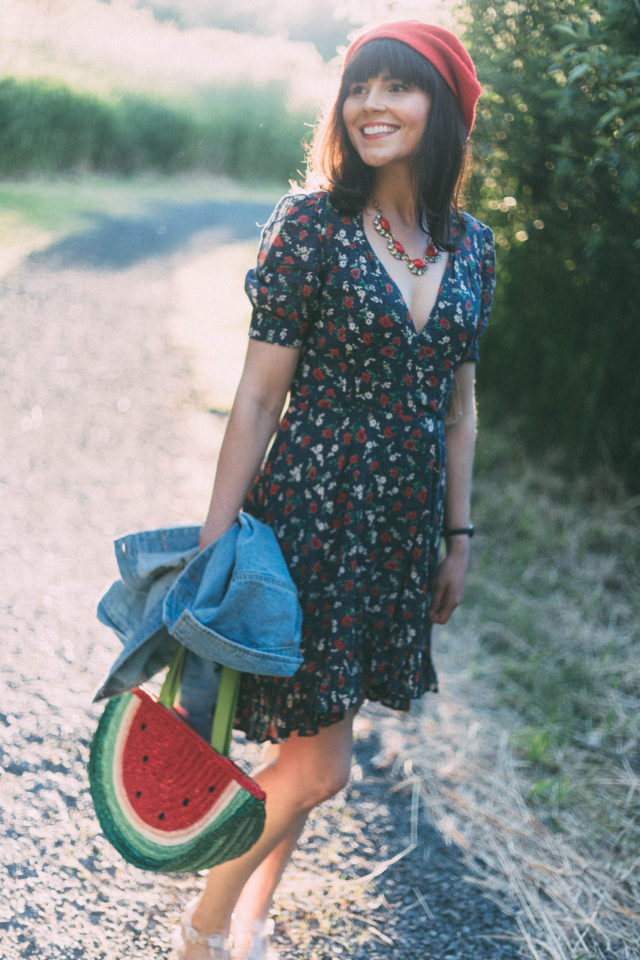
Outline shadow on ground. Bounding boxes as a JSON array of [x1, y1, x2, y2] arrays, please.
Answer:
[[28, 199, 276, 270], [271, 705, 524, 960]]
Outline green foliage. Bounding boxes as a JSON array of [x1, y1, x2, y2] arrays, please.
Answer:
[[465, 0, 640, 491], [511, 726, 555, 766], [528, 774, 574, 807], [0, 78, 310, 182], [189, 87, 312, 182], [0, 79, 112, 175], [113, 94, 196, 172]]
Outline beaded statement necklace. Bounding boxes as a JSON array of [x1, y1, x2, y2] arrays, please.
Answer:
[[373, 201, 439, 277]]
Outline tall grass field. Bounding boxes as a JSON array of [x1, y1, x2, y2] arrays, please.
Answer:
[[468, 426, 639, 849], [0, 78, 312, 182]]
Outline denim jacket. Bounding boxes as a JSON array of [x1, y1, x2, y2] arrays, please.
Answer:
[[94, 512, 303, 712]]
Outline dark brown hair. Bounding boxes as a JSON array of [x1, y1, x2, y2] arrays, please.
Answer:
[[307, 38, 470, 251]]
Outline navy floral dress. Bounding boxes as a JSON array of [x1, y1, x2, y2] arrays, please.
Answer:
[[237, 191, 495, 743]]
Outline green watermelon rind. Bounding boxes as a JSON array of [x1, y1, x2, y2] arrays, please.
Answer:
[[88, 692, 265, 873]]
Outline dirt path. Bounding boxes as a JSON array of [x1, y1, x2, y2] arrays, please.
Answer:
[[1, 202, 527, 959]]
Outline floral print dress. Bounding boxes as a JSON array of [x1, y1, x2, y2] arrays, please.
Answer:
[[237, 191, 495, 743]]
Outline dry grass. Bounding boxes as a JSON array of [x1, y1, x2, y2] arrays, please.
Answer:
[[395, 427, 640, 959], [407, 681, 640, 959]]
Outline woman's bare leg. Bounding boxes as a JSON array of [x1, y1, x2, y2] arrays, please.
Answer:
[[180, 708, 357, 959], [231, 810, 306, 920], [231, 740, 307, 926], [229, 810, 308, 958]]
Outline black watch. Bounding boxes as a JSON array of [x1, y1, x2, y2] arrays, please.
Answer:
[[444, 523, 475, 538]]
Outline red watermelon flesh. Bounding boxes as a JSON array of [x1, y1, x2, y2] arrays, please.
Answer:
[[117, 690, 265, 833]]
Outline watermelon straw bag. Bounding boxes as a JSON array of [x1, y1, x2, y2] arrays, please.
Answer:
[[88, 646, 266, 873]]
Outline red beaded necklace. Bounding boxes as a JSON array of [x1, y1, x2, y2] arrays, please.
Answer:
[[372, 201, 440, 276]]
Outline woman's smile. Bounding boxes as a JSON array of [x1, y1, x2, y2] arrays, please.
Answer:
[[360, 122, 400, 138]]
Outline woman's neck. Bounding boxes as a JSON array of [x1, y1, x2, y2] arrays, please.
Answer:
[[371, 167, 418, 227]]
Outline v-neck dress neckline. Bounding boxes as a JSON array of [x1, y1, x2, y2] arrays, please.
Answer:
[[354, 212, 454, 338]]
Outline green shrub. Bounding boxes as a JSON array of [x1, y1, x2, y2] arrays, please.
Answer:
[[190, 86, 311, 182], [465, 0, 640, 492], [0, 78, 112, 174], [0, 78, 310, 182], [109, 95, 197, 172]]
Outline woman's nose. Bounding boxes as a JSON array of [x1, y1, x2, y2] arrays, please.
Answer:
[[362, 86, 385, 110]]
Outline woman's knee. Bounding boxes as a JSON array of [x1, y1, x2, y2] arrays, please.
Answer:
[[302, 760, 351, 808], [275, 716, 355, 810]]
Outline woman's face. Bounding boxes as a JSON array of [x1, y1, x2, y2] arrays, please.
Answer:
[[342, 72, 431, 171]]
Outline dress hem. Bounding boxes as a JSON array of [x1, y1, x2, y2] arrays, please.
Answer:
[[235, 680, 439, 744]]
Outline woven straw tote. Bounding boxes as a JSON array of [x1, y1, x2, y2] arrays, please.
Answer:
[[88, 647, 266, 872]]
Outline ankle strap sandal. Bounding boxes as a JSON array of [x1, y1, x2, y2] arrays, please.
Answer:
[[172, 899, 233, 959], [230, 917, 278, 960]]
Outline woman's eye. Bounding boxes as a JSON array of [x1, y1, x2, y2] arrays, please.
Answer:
[[349, 84, 367, 96], [389, 82, 409, 92]]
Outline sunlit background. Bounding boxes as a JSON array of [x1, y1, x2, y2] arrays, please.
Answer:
[[4, 0, 457, 108]]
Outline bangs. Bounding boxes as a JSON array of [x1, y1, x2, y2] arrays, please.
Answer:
[[342, 38, 437, 92]]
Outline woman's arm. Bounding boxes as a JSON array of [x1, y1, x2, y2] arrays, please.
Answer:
[[199, 338, 300, 548], [428, 361, 477, 625]]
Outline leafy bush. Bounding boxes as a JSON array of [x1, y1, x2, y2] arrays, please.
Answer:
[[465, 0, 640, 491]]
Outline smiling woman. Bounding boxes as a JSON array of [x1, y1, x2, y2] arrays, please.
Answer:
[[156, 20, 495, 960]]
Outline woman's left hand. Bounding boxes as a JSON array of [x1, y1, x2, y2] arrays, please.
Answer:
[[428, 539, 470, 624]]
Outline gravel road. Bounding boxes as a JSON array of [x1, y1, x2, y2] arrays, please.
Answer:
[[0, 200, 523, 959]]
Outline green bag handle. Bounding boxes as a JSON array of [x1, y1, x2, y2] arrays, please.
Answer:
[[158, 645, 185, 711], [158, 646, 240, 758]]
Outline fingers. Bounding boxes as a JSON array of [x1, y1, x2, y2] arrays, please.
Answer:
[[429, 586, 454, 624], [428, 572, 464, 624], [429, 581, 450, 624]]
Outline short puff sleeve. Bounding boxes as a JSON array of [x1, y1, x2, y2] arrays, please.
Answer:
[[245, 193, 325, 349], [462, 223, 496, 364]]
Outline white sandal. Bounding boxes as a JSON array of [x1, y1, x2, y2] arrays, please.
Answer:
[[172, 898, 233, 960], [230, 916, 278, 960]]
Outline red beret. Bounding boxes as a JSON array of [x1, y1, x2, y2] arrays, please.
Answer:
[[343, 20, 481, 134]]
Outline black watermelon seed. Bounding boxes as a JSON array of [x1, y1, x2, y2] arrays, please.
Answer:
[[142, 755, 148, 762], [182, 798, 189, 806], [208, 785, 215, 793], [158, 812, 165, 820], [136, 791, 142, 798], [141, 722, 146, 730]]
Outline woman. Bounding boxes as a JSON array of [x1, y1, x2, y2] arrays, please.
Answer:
[[173, 20, 495, 960]]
